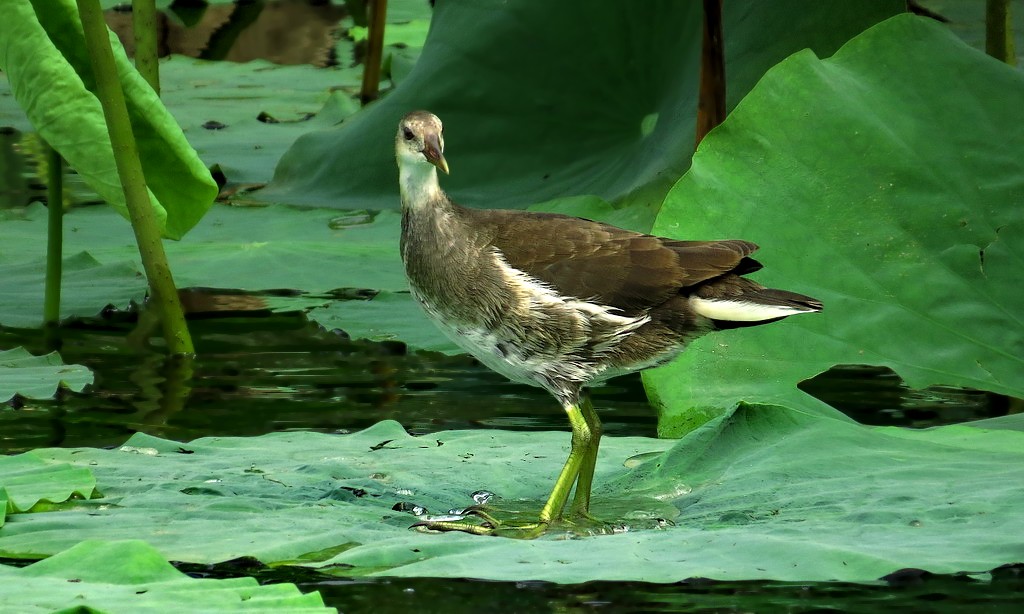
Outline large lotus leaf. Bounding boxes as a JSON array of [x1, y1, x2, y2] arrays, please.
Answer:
[[0, 347, 93, 403], [0, 196, 653, 345], [643, 15, 1024, 436], [1, 408, 1021, 583], [0, 540, 334, 612], [0, 0, 217, 239], [0, 204, 408, 326], [261, 0, 902, 215]]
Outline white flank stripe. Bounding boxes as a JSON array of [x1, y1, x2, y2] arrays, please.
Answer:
[[690, 297, 811, 322]]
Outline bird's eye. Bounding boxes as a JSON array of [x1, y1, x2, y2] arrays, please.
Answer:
[[402, 127, 415, 141]]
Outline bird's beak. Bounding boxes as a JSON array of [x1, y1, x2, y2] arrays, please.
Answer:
[[422, 133, 449, 174]]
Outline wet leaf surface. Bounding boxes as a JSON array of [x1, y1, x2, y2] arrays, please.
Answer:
[[1, 407, 1021, 583]]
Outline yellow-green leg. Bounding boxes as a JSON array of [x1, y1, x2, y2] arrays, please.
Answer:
[[569, 395, 601, 517], [535, 398, 597, 525]]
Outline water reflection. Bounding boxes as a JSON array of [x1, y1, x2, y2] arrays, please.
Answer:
[[105, 0, 349, 66], [0, 311, 658, 453]]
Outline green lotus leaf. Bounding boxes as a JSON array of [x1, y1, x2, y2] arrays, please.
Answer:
[[643, 15, 1024, 436], [0, 407, 1021, 583], [308, 291, 459, 354], [0, 452, 96, 529], [0, 248, 147, 328], [0, 540, 333, 612], [160, 58, 360, 187], [262, 0, 903, 220]]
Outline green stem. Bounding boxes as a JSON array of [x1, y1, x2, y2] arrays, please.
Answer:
[[986, 0, 1017, 65], [43, 142, 63, 329], [77, 0, 194, 355], [133, 0, 160, 93]]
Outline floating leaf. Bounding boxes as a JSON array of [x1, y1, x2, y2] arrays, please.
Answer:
[[0, 540, 333, 612], [0, 250, 146, 328], [1, 409, 1021, 583], [0, 347, 93, 402], [308, 291, 459, 354], [0, 204, 406, 326], [159, 58, 360, 186]]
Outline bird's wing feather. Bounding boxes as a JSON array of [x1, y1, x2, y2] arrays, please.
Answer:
[[461, 208, 759, 314]]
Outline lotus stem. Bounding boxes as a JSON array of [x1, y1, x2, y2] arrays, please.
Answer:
[[696, 0, 726, 147], [43, 141, 63, 332], [360, 0, 388, 105], [986, 0, 1016, 65], [133, 0, 160, 93], [76, 0, 194, 355]]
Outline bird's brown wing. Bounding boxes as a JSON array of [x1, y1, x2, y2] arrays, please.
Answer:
[[461, 208, 760, 314]]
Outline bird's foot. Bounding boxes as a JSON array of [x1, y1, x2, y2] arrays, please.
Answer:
[[411, 514, 551, 538], [410, 506, 658, 538], [410, 507, 550, 538]]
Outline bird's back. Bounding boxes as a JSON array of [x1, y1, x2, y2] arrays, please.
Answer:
[[451, 206, 822, 381]]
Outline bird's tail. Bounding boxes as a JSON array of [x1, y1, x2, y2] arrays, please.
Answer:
[[689, 276, 822, 330]]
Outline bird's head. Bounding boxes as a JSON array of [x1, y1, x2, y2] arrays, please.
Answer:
[[395, 111, 449, 175]]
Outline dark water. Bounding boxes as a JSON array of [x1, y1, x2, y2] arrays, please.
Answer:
[[1, 308, 1011, 455], [0, 311, 659, 453], [182, 559, 1024, 613], [105, 0, 349, 67]]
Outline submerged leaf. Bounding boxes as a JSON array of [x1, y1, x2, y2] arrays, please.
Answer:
[[645, 15, 1024, 435]]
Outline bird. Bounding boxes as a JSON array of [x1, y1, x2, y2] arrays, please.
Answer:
[[395, 110, 822, 537]]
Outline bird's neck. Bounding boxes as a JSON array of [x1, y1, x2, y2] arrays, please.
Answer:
[[399, 160, 444, 213]]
